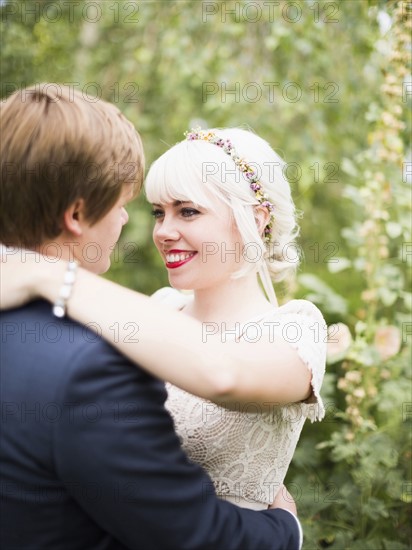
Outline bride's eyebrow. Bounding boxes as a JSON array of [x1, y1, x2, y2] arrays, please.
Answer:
[[173, 201, 192, 206], [151, 201, 193, 208]]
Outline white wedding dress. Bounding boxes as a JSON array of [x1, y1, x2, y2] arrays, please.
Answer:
[[152, 287, 327, 510]]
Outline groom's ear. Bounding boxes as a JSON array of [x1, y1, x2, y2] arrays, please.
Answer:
[[63, 199, 87, 237]]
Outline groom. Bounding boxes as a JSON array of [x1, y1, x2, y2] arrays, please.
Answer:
[[0, 84, 302, 549]]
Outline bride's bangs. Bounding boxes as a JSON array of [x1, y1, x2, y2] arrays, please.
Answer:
[[145, 141, 217, 210]]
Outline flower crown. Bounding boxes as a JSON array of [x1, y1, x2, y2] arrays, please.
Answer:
[[184, 128, 274, 243]]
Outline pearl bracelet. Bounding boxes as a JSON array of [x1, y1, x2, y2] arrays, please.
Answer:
[[52, 261, 78, 318]]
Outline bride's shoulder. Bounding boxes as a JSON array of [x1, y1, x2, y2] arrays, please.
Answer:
[[150, 287, 192, 311], [276, 298, 325, 323]]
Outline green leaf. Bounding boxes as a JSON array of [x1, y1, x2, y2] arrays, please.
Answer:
[[327, 257, 352, 273], [341, 157, 359, 177], [298, 274, 348, 315]]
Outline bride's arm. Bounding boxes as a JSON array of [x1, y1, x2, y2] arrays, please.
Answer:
[[1, 255, 313, 408]]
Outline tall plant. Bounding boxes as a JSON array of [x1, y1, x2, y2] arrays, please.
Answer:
[[289, 2, 412, 548]]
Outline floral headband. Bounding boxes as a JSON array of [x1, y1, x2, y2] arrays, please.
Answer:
[[184, 128, 274, 243]]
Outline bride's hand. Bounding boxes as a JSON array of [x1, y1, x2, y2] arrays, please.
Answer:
[[0, 247, 59, 310], [269, 484, 298, 516]]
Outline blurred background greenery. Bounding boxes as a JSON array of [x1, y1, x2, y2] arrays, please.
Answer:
[[1, 1, 411, 548]]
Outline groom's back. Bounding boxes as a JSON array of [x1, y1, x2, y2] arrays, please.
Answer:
[[0, 300, 133, 549]]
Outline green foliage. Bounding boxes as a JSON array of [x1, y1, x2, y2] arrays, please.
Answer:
[[1, 1, 411, 547]]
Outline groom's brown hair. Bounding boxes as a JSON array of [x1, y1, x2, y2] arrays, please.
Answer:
[[0, 83, 144, 248]]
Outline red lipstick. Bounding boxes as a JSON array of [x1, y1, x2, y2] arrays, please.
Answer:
[[165, 250, 197, 269]]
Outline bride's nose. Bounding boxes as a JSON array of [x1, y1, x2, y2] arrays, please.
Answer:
[[154, 216, 180, 242]]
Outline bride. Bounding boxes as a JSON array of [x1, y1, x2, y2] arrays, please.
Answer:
[[1, 127, 326, 510]]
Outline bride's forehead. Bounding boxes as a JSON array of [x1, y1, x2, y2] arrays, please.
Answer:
[[148, 186, 219, 209]]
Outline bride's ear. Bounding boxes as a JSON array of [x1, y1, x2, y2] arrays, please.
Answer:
[[254, 206, 271, 237], [63, 199, 87, 237]]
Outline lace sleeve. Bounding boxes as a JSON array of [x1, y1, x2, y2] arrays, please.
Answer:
[[264, 299, 327, 422]]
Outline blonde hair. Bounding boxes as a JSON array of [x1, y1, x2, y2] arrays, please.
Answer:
[[0, 83, 144, 247], [145, 128, 299, 302]]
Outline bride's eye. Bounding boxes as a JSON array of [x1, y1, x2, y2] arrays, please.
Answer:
[[181, 208, 200, 218], [151, 209, 164, 219]]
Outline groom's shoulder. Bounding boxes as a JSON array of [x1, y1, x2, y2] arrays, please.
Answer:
[[1, 299, 150, 380], [1, 299, 110, 355], [1, 299, 166, 407]]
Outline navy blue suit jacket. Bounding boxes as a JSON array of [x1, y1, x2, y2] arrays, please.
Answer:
[[0, 301, 300, 549]]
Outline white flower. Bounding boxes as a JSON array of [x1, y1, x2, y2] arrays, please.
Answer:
[[327, 323, 352, 362], [374, 325, 401, 360]]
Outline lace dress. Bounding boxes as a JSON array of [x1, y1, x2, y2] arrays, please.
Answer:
[[152, 288, 327, 510]]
